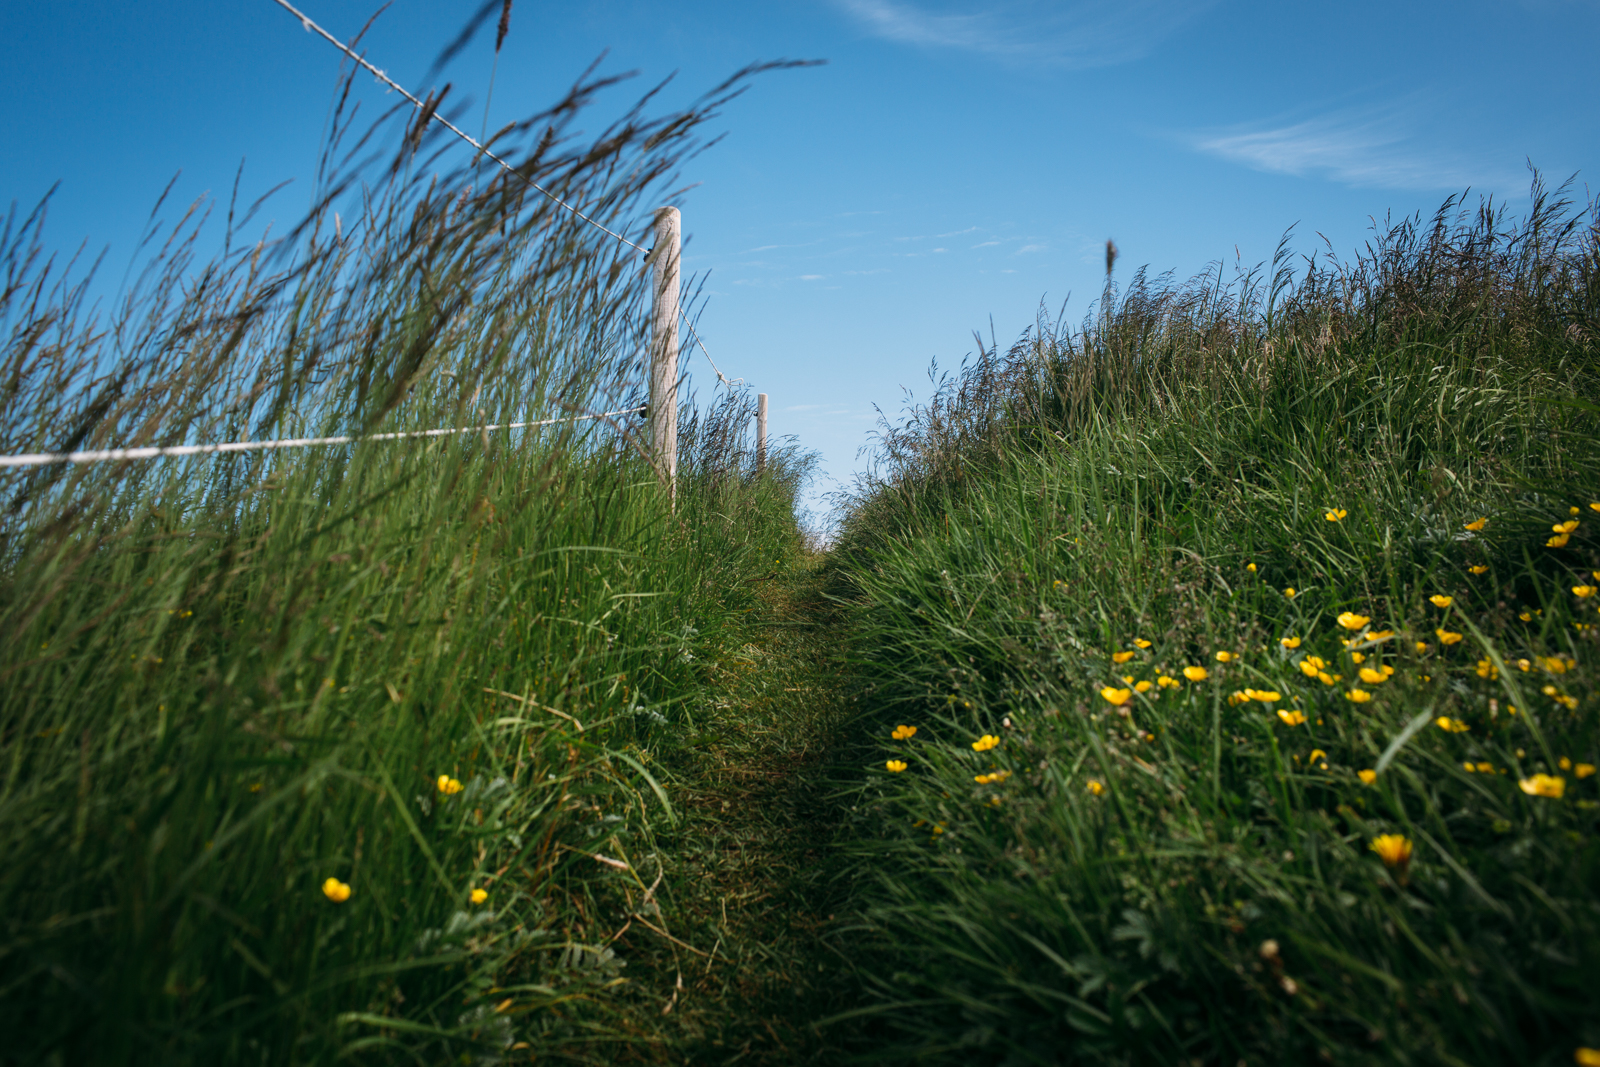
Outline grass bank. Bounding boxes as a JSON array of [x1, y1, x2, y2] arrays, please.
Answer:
[[0, 57, 818, 1065], [827, 182, 1600, 1065]]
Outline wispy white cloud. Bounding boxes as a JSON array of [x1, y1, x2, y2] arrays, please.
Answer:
[[1190, 101, 1521, 191], [833, 0, 1215, 67]]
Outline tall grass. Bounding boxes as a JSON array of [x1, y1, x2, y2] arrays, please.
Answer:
[[0, 52, 810, 1065], [830, 179, 1600, 1065]]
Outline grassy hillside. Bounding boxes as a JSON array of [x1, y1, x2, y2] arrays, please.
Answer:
[[0, 64, 815, 1065], [827, 183, 1600, 1065]]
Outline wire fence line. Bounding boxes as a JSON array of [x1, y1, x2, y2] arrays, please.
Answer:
[[0, 407, 647, 469], [272, 0, 745, 392]]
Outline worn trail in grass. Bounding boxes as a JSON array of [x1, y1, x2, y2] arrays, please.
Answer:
[[591, 555, 869, 1065]]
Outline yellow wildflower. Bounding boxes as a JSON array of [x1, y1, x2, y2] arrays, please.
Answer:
[[322, 877, 352, 903], [1358, 769, 1378, 785], [1369, 834, 1413, 868], [1181, 665, 1210, 682], [1576, 586, 1599, 598], [1416, 641, 1431, 653], [1112, 650, 1135, 663], [1366, 629, 1396, 642], [1134, 638, 1152, 648], [1134, 680, 1153, 693], [891, 724, 918, 740], [1280, 636, 1302, 649], [885, 759, 908, 773], [1436, 629, 1463, 645], [1228, 690, 1249, 706], [1157, 675, 1180, 689], [1469, 564, 1489, 575], [1325, 509, 1347, 522], [1577, 763, 1596, 778], [1477, 762, 1494, 773], [1337, 612, 1370, 631], [972, 735, 1000, 752], [1575, 1049, 1600, 1067], [1101, 687, 1133, 706], [1555, 693, 1579, 710], [1122, 675, 1135, 684], [437, 775, 464, 796], [1215, 651, 1236, 663], [1515, 658, 1531, 671], [1519, 611, 1534, 622], [1299, 655, 1327, 676], [1549, 533, 1571, 548], [1435, 717, 1469, 733], [974, 770, 1012, 784], [1358, 667, 1387, 685], [1539, 655, 1571, 673], [1284, 587, 1297, 598], [1086, 780, 1105, 796], [1351, 651, 1366, 664], [1463, 761, 1476, 772], [1429, 595, 1453, 608], [1555, 519, 1580, 534], [1277, 709, 1307, 726], [1317, 671, 1339, 686], [470, 888, 489, 905], [1247, 562, 1257, 572], [1476, 659, 1498, 679], [1248, 689, 1282, 703], [1560, 757, 1572, 770], [1345, 688, 1372, 703], [1518, 774, 1565, 798], [1464, 518, 1488, 531]]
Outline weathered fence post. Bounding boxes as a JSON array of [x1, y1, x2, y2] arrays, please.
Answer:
[[756, 392, 768, 473], [649, 206, 680, 503]]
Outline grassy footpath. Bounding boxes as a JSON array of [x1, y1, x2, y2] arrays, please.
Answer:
[[825, 187, 1600, 1066]]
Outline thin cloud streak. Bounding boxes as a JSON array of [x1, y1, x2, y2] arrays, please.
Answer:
[[1191, 104, 1521, 191], [833, 0, 1216, 67]]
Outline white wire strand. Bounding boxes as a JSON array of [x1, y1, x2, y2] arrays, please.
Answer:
[[0, 407, 646, 469], [271, 0, 647, 254]]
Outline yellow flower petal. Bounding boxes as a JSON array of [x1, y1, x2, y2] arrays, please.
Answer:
[[1325, 509, 1347, 522], [972, 735, 1000, 752], [1428, 595, 1453, 608], [1336, 612, 1370, 631], [1280, 636, 1302, 649], [470, 888, 489, 904], [1100, 687, 1133, 706], [1517, 773, 1565, 798], [1368, 834, 1412, 867], [885, 759, 908, 772], [1357, 769, 1377, 785], [1182, 665, 1208, 682], [322, 877, 352, 903]]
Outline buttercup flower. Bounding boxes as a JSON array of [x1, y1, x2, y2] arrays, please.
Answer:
[[885, 759, 908, 773], [1299, 656, 1327, 676], [1086, 780, 1105, 796], [1157, 675, 1180, 688], [1358, 769, 1378, 785], [974, 770, 1012, 784], [1308, 748, 1329, 769], [1476, 762, 1494, 773], [891, 724, 918, 740], [1277, 709, 1307, 726], [1577, 763, 1596, 778], [1435, 717, 1469, 733], [1350, 651, 1366, 664], [1365, 629, 1396, 642], [1435, 629, 1464, 645], [1575, 585, 1598, 598], [470, 888, 489, 904], [1247, 689, 1282, 703], [1325, 509, 1347, 522], [1215, 651, 1236, 663], [322, 877, 352, 903], [1281, 636, 1302, 649], [1345, 689, 1372, 703], [972, 735, 1000, 752], [1337, 612, 1370, 631], [1518, 774, 1565, 798], [1101, 687, 1133, 706], [1555, 519, 1579, 534], [1134, 638, 1152, 648], [1247, 563, 1257, 572], [1317, 671, 1340, 686], [1469, 565, 1489, 575], [1475, 659, 1498, 679], [1134, 680, 1153, 693], [1574, 1048, 1600, 1066], [1358, 667, 1388, 684], [1284, 587, 1297, 599], [1369, 834, 1413, 868], [1228, 690, 1249, 706], [1183, 665, 1209, 682], [1464, 518, 1488, 531], [1112, 650, 1135, 663], [1429, 595, 1453, 608], [1549, 533, 1571, 548], [437, 775, 464, 795]]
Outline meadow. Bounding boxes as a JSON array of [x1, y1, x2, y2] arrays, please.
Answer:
[[5, 17, 1599, 1062], [825, 180, 1600, 1065]]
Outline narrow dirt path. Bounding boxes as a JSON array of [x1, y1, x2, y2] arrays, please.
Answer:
[[597, 555, 870, 1064]]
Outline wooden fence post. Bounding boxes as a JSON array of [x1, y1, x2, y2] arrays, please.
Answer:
[[756, 392, 768, 473], [649, 207, 680, 502]]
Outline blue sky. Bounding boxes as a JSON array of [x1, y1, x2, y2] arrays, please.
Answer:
[[5, 0, 1596, 526]]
